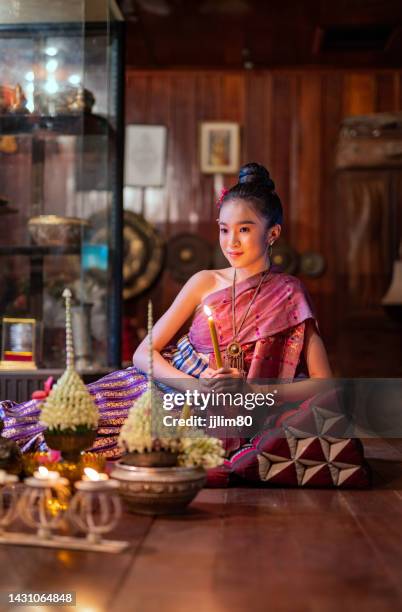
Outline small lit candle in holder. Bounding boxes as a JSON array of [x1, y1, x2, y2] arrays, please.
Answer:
[[33, 465, 61, 483], [69, 468, 121, 545], [0, 470, 19, 534], [203, 305, 223, 369], [19, 467, 70, 540], [81, 467, 109, 486]]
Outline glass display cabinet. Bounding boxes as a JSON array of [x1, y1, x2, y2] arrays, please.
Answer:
[[0, 0, 124, 373]]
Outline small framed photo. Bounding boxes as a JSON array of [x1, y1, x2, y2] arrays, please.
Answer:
[[200, 122, 240, 174], [0, 317, 37, 370], [125, 124, 167, 187]]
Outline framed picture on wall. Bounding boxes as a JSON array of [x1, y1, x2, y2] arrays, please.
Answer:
[[200, 122, 240, 174], [125, 124, 167, 187]]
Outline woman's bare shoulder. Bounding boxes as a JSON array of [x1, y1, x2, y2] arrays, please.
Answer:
[[186, 268, 233, 301]]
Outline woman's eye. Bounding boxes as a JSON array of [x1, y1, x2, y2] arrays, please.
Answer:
[[219, 227, 228, 233], [240, 226, 250, 232]]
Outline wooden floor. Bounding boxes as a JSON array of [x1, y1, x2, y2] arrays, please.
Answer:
[[1, 439, 402, 612]]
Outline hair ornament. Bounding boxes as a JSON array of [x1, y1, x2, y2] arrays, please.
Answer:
[[216, 187, 229, 207]]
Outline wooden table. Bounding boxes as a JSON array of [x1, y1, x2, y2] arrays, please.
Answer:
[[1, 439, 402, 612]]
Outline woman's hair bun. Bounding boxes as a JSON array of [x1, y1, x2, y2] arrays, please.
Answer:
[[238, 162, 275, 192], [220, 161, 282, 226]]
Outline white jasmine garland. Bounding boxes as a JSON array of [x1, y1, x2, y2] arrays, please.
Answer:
[[118, 388, 180, 453], [178, 436, 225, 469], [119, 388, 224, 468], [40, 368, 98, 432]]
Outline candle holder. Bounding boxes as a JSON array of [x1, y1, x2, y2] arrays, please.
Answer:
[[0, 471, 19, 533], [18, 472, 70, 540], [0, 467, 128, 554], [69, 470, 121, 545]]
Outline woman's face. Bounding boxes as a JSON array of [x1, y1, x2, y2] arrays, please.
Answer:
[[218, 198, 280, 270]]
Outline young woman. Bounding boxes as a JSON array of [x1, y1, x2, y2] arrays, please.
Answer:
[[133, 162, 332, 385], [1, 163, 332, 458]]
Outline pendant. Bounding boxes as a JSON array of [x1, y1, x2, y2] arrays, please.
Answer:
[[226, 341, 242, 358], [225, 340, 245, 375]]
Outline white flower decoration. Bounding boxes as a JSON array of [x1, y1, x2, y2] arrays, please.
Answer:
[[119, 387, 224, 468], [40, 368, 98, 432]]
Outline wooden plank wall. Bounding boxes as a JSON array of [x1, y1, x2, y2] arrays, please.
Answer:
[[124, 69, 402, 363]]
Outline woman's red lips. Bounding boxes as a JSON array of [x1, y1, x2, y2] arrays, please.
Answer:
[[227, 251, 243, 256]]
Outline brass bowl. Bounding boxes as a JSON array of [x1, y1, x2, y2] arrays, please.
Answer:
[[28, 215, 89, 247], [119, 451, 179, 468], [111, 460, 206, 515], [44, 430, 97, 463]]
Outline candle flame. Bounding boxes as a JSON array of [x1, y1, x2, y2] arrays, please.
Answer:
[[84, 467, 101, 481], [36, 465, 59, 480], [203, 305, 212, 317]]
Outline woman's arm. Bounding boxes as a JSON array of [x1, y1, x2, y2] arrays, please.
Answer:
[[253, 319, 334, 403], [304, 319, 332, 378], [133, 270, 212, 388]]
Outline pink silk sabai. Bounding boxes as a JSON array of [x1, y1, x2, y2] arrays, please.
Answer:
[[189, 269, 317, 379]]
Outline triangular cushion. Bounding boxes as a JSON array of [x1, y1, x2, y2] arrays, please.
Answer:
[[329, 439, 365, 466], [295, 436, 327, 462], [302, 463, 333, 486], [256, 434, 292, 460], [265, 460, 298, 485]]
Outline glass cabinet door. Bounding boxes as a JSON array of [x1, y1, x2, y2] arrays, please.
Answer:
[[0, 1, 124, 370]]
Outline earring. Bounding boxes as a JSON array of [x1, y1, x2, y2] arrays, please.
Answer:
[[268, 241, 274, 259]]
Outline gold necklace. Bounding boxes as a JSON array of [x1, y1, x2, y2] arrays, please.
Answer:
[[225, 267, 270, 374]]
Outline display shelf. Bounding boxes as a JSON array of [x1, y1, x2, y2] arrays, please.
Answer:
[[0, 112, 114, 136], [0, 245, 81, 324]]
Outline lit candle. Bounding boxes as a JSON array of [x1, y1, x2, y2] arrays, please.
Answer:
[[82, 467, 109, 482], [33, 466, 60, 482], [0, 470, 18, 485], [26, 465, 68, 489], [76, 467, 117, 492], [203, 305, 223, 369]]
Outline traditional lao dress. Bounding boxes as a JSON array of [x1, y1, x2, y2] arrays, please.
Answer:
[[0, 270, 315, 458], [0, 270, 371, 488]]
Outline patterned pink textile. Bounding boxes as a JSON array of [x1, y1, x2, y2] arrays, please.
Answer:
[[190, 269, 315, 378]]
